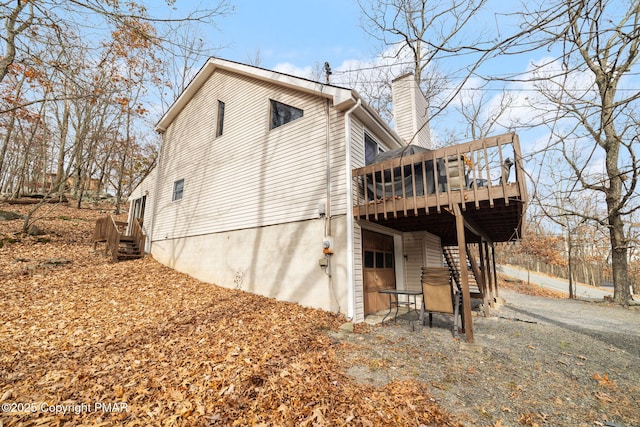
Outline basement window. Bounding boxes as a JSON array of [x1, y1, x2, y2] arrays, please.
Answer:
[[270, 99, 303, 129], [172, 179, 184, 201]]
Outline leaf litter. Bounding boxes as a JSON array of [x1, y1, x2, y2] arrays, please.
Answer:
[[0, 202, 459, 426]]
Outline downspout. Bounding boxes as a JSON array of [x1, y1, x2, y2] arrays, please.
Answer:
[[344, 97, 361, 321], [325, 98, 331, 236], [324, 98, 333, 279], [147, 130, 166, 254]]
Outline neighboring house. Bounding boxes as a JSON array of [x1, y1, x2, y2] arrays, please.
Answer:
[[128, 57, 527, 341], [24, 173, 101, 194]]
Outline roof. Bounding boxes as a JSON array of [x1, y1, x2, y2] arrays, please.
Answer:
[[154, 57, 404, 149]]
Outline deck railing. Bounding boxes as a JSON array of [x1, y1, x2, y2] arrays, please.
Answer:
[[352, 133, 527, 219]]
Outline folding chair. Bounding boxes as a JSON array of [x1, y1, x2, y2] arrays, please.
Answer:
[[420, 267, 464, 337]]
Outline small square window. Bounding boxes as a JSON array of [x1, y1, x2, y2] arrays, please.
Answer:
[[172, 179, 184, 201], [270, 99, 303, 129], [385, 253, 394, 269], [364, 251, 374, 269], [375, 252, 385, 269], [216, 100, 225, 137]]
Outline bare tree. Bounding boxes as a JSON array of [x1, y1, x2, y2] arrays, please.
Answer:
[[0, 0, 230, 226], [357, 0, 491, 124], [456, 90, 514, 141], [0, 1, 33, 83], [0, 1, 232, 85], [507, 0, 640, 304]]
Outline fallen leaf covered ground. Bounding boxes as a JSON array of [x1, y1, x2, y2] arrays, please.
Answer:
[[497, 277, 568, 299], [0, 202, 459, 426]]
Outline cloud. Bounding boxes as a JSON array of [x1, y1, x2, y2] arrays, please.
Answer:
[[272, 62, 316, 79]]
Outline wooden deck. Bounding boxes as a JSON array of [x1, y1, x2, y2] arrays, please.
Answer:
[[352, 133, 528, 343], [352, 132, 527, 245]]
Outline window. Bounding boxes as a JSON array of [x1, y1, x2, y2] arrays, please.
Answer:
[[216, 100, 225, 137], [363, 250, 394, 270], [364, 133, 384, 165], [270, 99, 303, 129], [172, 179, 184, 201], [364, 251, 374, 268]]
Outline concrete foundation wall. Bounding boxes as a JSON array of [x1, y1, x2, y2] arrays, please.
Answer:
[[150, 215, 349, 315]]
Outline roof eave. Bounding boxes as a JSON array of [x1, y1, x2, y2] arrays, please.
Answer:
[[155, 57, 354, 133]]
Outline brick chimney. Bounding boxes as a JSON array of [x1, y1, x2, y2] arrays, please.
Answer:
[[391, 73, 431, 148]]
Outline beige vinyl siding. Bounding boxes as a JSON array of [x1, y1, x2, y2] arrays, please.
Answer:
[[328, 107, 347, 215], [152, 69, 341, 239], [353, 223, 364, 322], [403, 232, 425, 292], [340, 115, 391, 214], [350, 117, 366, 323], [350, 118, 365, 169], [424, 232, 443, 267], [400, 231, 443, 304]]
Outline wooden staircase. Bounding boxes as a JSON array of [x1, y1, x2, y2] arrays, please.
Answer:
[[443, 246, 483, 299], [116, 236, 142, 260], [93, 216, 145, 262]]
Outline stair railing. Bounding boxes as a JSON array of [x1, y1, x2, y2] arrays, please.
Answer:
[[131, 217, 146, 258], [92, 216, 111, 249], [106, 216, 123, 262]]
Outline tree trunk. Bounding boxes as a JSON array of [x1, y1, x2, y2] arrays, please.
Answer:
[[54, 96, 70, 194], [0, 113, 16, 180], [568, 233, 575, 299], [609, 211, 631, 303], [0, 2, 32, 84]]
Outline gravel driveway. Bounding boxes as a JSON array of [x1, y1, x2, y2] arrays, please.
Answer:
[[499, 289, 640, 355], [335, 288, 640, 426]]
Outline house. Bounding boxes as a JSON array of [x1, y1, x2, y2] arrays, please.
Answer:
[[127, 57, 527, 342], [23, 173, 101, 194]]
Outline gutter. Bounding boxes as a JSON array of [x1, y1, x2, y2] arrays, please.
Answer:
[[344, 97, 361, 321]]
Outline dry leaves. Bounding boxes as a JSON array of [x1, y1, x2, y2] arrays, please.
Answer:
[[497, 277, 567, 299], [592, 373, 618, 390], [0, 203, 460, 426]]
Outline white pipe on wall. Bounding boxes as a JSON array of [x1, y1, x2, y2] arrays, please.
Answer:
[[344, 97, 361, 321]]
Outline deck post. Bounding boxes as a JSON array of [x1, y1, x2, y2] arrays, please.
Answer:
[[479, 241, 493, 312], [483, 241, 495, 307], [454, 203, 474, 343], [491, 245, 499, 299]]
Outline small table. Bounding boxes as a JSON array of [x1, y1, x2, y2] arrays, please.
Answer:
[[378, 289, 422, 330]]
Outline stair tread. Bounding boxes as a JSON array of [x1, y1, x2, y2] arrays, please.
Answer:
[[443, 246, 483, 299]]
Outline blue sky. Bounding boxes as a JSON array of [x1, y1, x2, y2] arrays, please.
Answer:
[[206, 0, 529, 79], [201, 1, 531, 137], [211, 0, 372, 71]]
